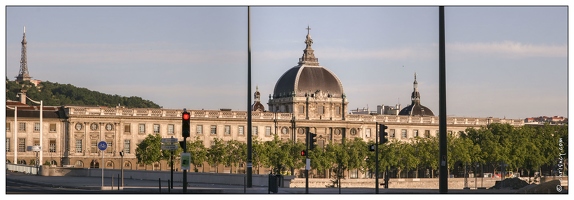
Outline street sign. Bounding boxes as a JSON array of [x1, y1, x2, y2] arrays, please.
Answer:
[[181, 153, 190, 170], [98, 141, 108, 151], [32, 145, 41, 152], [161, 144, 178, 150], [161, 138, 178, 143]]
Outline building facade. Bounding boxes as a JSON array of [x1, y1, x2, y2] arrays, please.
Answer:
[[5, 27, 525, 177]]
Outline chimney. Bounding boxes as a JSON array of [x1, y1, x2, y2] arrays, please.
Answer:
[[19, 89, 27, 104]]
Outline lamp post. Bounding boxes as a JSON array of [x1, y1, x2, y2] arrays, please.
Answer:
[[120, 151, 124, 188], [6, 105, 19, 164], [25, 96, 43, 166]]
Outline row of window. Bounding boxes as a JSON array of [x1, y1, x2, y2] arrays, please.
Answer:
[[6, 122, 58, 132], [122, 123, 275, 136], [6, 138, 57, 153], [297, 106, 342, 115], [197, 125, 273, 136], [362, 129, 457, 139]]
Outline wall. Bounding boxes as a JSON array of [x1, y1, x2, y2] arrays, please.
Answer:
[[40, 166, 567, 189], [41, 166, 294, 187]]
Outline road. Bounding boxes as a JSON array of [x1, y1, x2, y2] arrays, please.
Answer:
[[4, 171, 568, 195]]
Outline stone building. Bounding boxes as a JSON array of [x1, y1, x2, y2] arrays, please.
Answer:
[[5, 27, 525, 178]]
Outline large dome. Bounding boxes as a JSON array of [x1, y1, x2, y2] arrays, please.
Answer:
[[273, 65, 344, 98], [272, 26, 344, 99]]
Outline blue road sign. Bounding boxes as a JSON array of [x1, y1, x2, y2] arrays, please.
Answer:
[[98, 141, 108, 151]]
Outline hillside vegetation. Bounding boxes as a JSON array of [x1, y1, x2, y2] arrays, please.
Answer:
[[6, 78, 160, 108]]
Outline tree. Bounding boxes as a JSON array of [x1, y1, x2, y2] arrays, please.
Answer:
[[223, 140, 246, 173], [347, 137, 369, 176], [415, 136, 439, 178], [135, 134, 163, 166], [207, 138, 226, 173], [309, 142, 330, 178], [264, 135, 292, 174], [252, 137, 265, 174], [381, 140, 401, 178], [284, 140, 306, 176], [187, 137, 207, 172]]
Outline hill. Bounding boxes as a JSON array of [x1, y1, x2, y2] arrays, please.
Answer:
[[5, 78, 161, 108]]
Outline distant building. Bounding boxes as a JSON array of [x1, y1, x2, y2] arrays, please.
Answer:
[[524, 116, 568, 125], [349, 104, 401, 115]]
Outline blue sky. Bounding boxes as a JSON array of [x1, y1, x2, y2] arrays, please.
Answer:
[[2, 2, 570, 119]]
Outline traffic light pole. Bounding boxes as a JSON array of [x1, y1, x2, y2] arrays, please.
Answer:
[[182, 109, 190, 193], [305, 127, 309, 194], [183, 136, 187, 193], [375, 122, 379, 194]]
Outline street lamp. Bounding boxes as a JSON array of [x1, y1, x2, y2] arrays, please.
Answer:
[[6, 105, 22, 164], [119, 151, 124, 188], [24, 95, 43, 166]]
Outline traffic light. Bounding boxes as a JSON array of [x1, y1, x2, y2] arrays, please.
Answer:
[[369, 144, 376, 152], [309, 132, 317, 150], [379, 124, 388, 144], [301, 150, 306, 156], [182, 109, 190, 137]]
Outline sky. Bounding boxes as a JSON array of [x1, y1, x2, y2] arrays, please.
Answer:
[[2, 2, 570, 120]]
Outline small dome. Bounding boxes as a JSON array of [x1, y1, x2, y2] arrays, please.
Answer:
[[399, 73, 434, 116], [399, 104, 435, 116]]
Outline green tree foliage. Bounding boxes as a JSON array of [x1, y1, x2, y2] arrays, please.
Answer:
[[252, 137, 265, 174], [265, 135, 291, 174], [284, 140, 306, 175], [207, 138, 226, 173], [309, 143, 330, 177], [223, 140, 246, 174], [326, 142, 350, 184], [347, 137, 368, 174], [6, 79, 160, 108], [414, 136, 439, 178], [187, 137, 207, 172], [136, 123, 566, 179], [135, 134, 163, 165]]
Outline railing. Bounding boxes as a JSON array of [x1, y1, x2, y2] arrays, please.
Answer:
[[65, 107, 523, 126], [6, 163, 39, 175]]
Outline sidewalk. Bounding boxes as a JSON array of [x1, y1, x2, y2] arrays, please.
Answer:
[[6, 171, 269, 194], [6, 171, 528, 194]]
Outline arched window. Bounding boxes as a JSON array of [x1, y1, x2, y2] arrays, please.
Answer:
[[124, 161, 132, 170], [75, 160, 84, 168], [106, 161, 114, 169], [90, 160, 99, 168]]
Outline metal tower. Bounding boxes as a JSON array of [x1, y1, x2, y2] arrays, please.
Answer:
[[16, 26, 32, 82]]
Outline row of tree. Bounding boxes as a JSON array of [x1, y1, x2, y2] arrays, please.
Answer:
[[135, 123, 568, 179], [6, 78, 160, 108]]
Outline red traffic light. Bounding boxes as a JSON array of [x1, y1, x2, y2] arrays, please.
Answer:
[[182, 112, 190, 120], [300, 150, 306, 156]]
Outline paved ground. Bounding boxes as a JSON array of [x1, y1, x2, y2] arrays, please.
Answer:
[[4, 171, 563, 194]]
